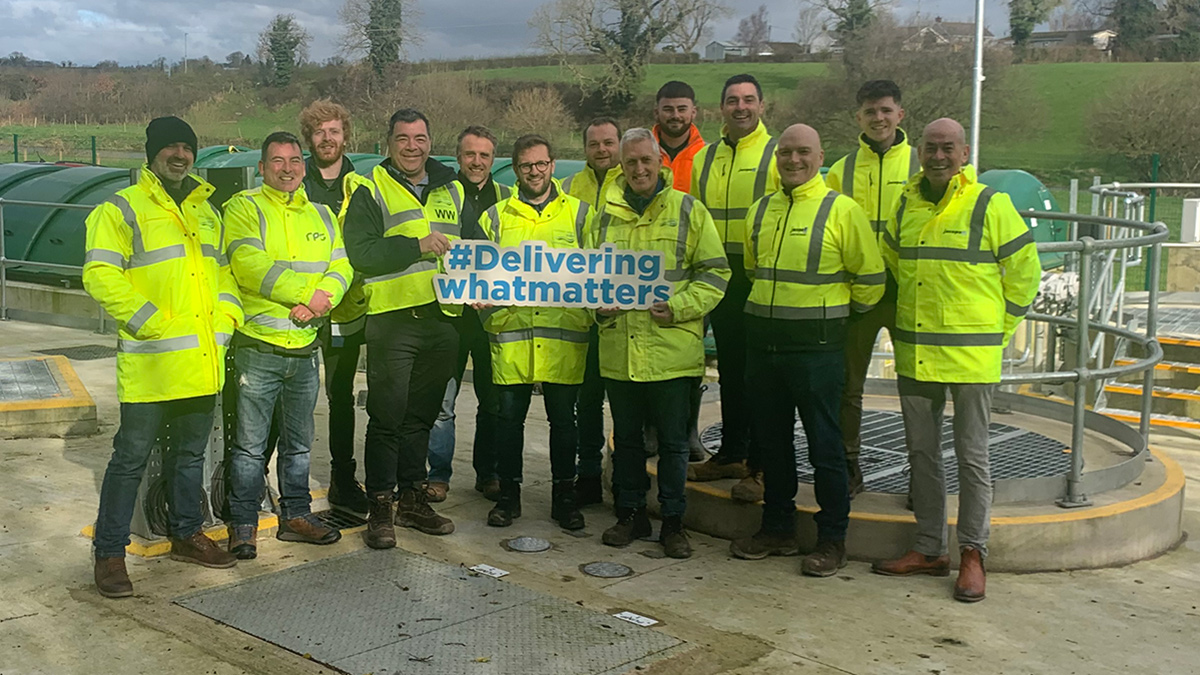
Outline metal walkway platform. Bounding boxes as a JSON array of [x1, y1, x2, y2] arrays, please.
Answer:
[[176, 549, 687, 674], [0, 354, 96, 438]]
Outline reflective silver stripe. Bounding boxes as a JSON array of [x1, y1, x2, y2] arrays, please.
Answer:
[[675, 195, 694, 264], [882, 230, 899, 251], [280, 260, 329, 273], [118, 334, 199, 354], [248, 314, 302, 331], [870, 219, 888, 234], [1006, 299, 1031, 317], [129, 244, 187, 269], [842, 151, 857, 199], [331, 314, 366, 337], [260, 264, 287, 297], [219, 293, 242, 309], [997, 231, 1035, 260], [850, 300, 877, 313], [744, 302, 850, 319], [897, 247, 995, 263], [331, 247, 348, 261], [597, 212, 612, 245], [484, 205, 501, 242], [754, 268, 848, 284], [967, 188, 996, 255], [363, 259, 437, 285], [709, 206, 749, 221], [105, 194, 143, 254], [498, 183, 513, 200], [749, 195, 773, 254], [325, 271, 349, 292], [126, 301, 158, 334], [385, 208, 426, 230], [854, 271, 886, 285], [753, 138, 778, 201], [908, 146, 919, 177], [448, 183, 463, 214], [372, 184, 386, 208], [695, 257, 729, 270], [725, 240, 744, 256], [477, 306, 502, 323], [697, 143, 718, 201], [891, 329, 1004, 346], [694, 271, 728, 291], [228, 237, 264, 256], [489, 326, 590, 345], [431, 221, 461, 237], [894, 195, 909, 237], [85, 249, 127, 269], [562, 174, 575, 194], [574, 201, 589, 245], [215, 332, 232, 347], [664, 268, 687, 282], [316, 204, 337, 243], [804, 192, 839, 277], [246, 197, 268, 243], [201, 243, 219, 260]]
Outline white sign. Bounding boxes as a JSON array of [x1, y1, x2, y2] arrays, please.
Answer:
[[612, 611, 658, 627], [469, 564, 509, 578]]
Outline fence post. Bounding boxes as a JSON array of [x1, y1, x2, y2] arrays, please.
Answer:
[[91, 136, 98, 166], [11, 134, 17, 164], [1060, 237, 1094, 508], [0, 200, 7, 321], [1139, 234, 1162, 447], [374, 142, 381, 155]]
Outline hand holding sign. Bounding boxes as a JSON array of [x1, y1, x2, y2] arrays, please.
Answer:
[[649, 302, 674, 325]]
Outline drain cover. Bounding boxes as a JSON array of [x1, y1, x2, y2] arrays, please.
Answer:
[[314, 509, 367, 530], [505, 536, 551, 553], [34, 344, 117, 360], [0, 359, 61, 402], [581, 562, 633, 578]]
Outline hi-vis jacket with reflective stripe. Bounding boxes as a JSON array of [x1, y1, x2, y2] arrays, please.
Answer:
[[825, 130, 919, 241], [881, 165, 1042, 383], [477, 185, 595, 385], [563, 165, 622, 207], [595, 169, 730, 382], [83, 166, 243, 403], [327, 171, 372, 337], [690, 120, 781, 256], [359, 162, 465, 316], [743, 173, 885, 347], [223, 183, 351, 349]]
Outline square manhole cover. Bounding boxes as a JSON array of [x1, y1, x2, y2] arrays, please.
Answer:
[[0, 359, 62, 402], [35, 344, 117, 361]]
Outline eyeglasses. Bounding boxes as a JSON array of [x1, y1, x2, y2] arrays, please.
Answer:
[[516, 160, 551, 174]]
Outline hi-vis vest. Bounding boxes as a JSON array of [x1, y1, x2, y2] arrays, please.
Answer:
[[690, 120, 781, 256], [826, 130, 919, 240], [83, 166, 243, 403], [224, 183, 351, 349], [563, 165, 622, 207], [595, 169, 730, 382], [477, 185, 594, 385], [328, 171, 372, 337], [744, 173, 885, 321], [881, 166, 1042, 383], [360, 164, 465, 315]]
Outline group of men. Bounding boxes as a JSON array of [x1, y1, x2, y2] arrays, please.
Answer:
[[85, 73, 1041, 605]]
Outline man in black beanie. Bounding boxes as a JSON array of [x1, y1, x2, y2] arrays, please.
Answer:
[[144, 116, 199, 205]]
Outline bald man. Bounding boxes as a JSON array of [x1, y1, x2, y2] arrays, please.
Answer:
[[871, 119, 1040, 602], [730, 124, 885, 577]]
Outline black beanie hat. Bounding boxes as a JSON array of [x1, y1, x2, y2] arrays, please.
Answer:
[[145, 116, 198, 162]]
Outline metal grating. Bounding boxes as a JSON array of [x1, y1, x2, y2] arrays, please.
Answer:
[[34, 344, 118, 361], [0, 359, 62, 402], [1126, 306, 1200, 340], [701, 410, 1069, 495], [313, 509, 367, 531], [175, 549, 685, 674]]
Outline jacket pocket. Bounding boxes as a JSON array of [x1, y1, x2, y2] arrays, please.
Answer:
[[941, 302, 998, 328]]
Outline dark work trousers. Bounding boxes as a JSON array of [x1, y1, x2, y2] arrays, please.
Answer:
[[363, 309, 458, 494], [319, 324, 365, 480], [840, 300, 896, 464], [575, 325, 606, 478], [495, 382, 580, 483], [606, 377, 696, 518], [748, 348, 850, 542], [456, 308, 500, 483], [709, 253, 755, 469]]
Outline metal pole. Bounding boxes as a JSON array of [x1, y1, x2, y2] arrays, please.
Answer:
[[11, 134, 16, 164], [1139, 235, 1162, 447], [91, 136, 98, 166], [0, 201, 7, 321], [969, 0, 985, 168], [1061, 237, 1093, 508]]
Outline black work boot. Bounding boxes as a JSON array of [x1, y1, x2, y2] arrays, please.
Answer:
[[602, 506, 652, 547], [329, 468, 371, 513], [396, 487, 455, 535], [660, 515, 692, 559], [365, 491, 396, 549], [487, 481, 521, 527], [575, 474, 603, 506], [551, 481, 585, 530]]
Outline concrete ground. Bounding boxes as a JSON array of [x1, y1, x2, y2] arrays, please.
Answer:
[[2, 319, 1200, 675]]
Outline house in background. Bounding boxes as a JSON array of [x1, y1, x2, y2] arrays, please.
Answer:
[[806, 31, 841, 54], [1027, 29, 1118, 53], [704, 41, 749, 61], [901, 16, 994, 51]]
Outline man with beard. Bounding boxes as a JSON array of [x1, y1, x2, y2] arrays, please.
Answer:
[[474, 134, 593, 530], [426, 126, 511, 503]]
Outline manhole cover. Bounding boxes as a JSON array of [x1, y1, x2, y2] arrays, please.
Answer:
[[580, 561, 633, 578], [505, 537, 551, 553], [314, 509, 367, 530], [34, 344, 117, 360], [0, 359, 61, 402]]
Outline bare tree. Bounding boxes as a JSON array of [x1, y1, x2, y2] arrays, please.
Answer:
[[669, 0, 732, 54], [805, 0, 893, 42], [735, 5, 771, 52], [339, 0, 422, 73], [794, 5, 830, 50], [1049, 0, 1109, 30]]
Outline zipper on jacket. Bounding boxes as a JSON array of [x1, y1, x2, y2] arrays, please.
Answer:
[[876, 152, 886, 227], [722, 143, 737, 243], [768, 193, 794, 319]]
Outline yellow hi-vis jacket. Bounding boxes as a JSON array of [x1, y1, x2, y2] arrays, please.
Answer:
[[825, 130, 919, 240], [596, 169, 730, 382], [477, 185, 595, 385], [83, 166, 243, 403], [881, 166, 1042, 383], [223, 183, 351, 349], [743, 173, 885, 331], [563, 164, 622, 207], [690, 120, 781, 257], [327, 171, 372, 338], [360, 163, 465, 316]]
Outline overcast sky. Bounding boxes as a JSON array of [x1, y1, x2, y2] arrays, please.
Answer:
[[3, 0, 1013, 67]]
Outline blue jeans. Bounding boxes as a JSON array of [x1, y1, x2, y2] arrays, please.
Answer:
[[228, 347, 320, 525], [427, 378, 458, 484], [605, 377, 696, 518], [94, 395, 215, 558]]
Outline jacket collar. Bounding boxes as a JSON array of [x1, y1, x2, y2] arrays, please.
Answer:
[[505, 180, 569, 219], [259, 180, 311, 208], [305, 154, 354, 185], [605, 167, 675, 220], [781, 172, 828, 201], [654, 123, 705, 154], [381, 156, 458, 193], [906, 164, 979, 210], [858, 128, 909, 158], [720, 120, 768, 150], [137, 164, 214, 209]]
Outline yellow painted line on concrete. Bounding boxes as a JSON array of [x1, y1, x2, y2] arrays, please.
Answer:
[[81, 514, 280, 557], [0, 355, 95, 412]]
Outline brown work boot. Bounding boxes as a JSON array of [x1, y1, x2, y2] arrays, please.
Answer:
[[170, 531, 237, 569], [475, 478, 502, 502], [801, 540, 848, 577], [365, 492, 396, 549], [871, 550, 951, 577], [94, 556, 133, 598], [847, 459, 864, 498], [277, 513, 341, 545], [953, 547, 987, 603], [396, 487, 455, 535], [730, 472, 764, 503], [227, 524, 258, 560], [660, 516, 692, 559], [730, 530, 801, 560], [424, 481, 449, 503], [602, 506, 652, 547], [687, 457, 749, 482]]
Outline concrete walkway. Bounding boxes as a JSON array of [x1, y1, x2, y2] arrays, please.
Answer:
[[2, 320, 1199, 675]]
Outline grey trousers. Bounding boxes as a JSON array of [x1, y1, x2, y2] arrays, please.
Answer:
[[898, 377, 993, 558]]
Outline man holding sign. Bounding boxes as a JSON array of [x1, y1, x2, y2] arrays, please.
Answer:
[[595, 128, 730, 559], [473, 135, 594, 530]]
